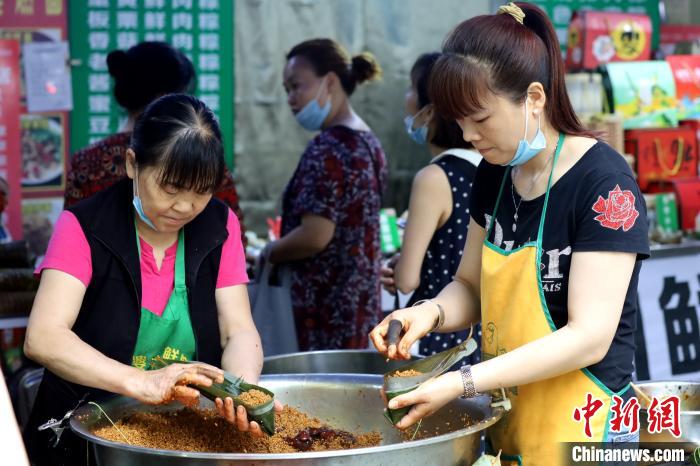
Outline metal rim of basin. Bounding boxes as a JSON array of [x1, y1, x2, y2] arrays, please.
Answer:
[[264, 349, 383, 361], [636, 380, 700, 415], [262, 350, 423, 372], [70, 374, 503, 461]]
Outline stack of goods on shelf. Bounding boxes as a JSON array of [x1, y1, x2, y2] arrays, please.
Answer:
[[0, 241, 37, 375], [565, 10, 700, 244]]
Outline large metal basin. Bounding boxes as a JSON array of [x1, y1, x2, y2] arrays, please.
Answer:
[[262, 350, 423, 375], [636, 381, 700, 448], [70, 374, 502, 465]]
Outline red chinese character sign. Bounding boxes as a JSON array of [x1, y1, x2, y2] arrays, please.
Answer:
[[609, 395, 641, 435], [573, 393, 604, 438], [0, 40, 23, 240], [574, 393, 683, 439], [0, 0, 65, 28], [647, 395, 681, 438]]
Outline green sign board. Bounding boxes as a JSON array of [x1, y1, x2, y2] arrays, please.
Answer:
[[496, 0, 660, 51], [655, 193, 679, 235], [69, 0, 234, 167]]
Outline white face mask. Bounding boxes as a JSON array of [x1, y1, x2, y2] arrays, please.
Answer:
[[294, 77, 331, 131], [504, 100, 546, 167], [132, 166, 157, 230]]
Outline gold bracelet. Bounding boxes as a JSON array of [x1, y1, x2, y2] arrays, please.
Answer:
[[412, 299, 445, 332]]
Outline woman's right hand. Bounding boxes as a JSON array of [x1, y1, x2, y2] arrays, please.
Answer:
[[380, 254, 400, 294], [127, 362, 225, 406], [215, 398, 284, 437], [369, 303, 437, 360]]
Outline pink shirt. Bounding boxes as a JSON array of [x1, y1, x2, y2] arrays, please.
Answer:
[[36, 208, 249, 316]]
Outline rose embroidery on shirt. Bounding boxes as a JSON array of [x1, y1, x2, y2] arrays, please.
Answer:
[[591, 184, 639, 232]]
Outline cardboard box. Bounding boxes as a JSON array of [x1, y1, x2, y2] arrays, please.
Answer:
[[624, 127, 698, 192], [566, 11, 652, 71], [671, 179, 700, 232], [583, 114, 624, 154], [566, 72, 605, 116], [659, 24, 700, 56], [680, 119, 700, 164], [605, 61, 678, 129], [667, 56, 700, 120]]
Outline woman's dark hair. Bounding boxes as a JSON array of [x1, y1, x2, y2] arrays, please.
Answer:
[[131, 94, 224, 194], [107, 41, 195, 113], [287, 38, 382, 96], [411, 53, 472, 149], [429, 2, 594, 137]]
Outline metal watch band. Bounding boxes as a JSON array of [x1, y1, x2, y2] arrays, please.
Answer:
[[460, 364, 479, 399]]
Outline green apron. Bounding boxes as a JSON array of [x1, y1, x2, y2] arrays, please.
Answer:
[[131, 225, 196, 370]]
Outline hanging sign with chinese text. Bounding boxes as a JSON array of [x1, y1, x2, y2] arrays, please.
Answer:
[[636, 248, 700, 381], [0, 40, 23, 240], [68, 0, 234, 167]]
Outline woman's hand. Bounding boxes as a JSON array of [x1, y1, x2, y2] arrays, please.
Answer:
[[380, 254, 401, 294], [128, 362, 224, 406], [388, 371, 463, 429], [215, 398, 284, 437], [369, 303, 437, 360]]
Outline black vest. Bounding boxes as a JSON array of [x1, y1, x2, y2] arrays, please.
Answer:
[[25, 179, 228, 465]]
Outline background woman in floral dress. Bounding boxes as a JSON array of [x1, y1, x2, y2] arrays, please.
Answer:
[[267, 38, 387, 350]]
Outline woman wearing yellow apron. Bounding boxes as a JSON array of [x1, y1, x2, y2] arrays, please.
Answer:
[[371, 3, 649, 465], [24, 94, 270, 466]]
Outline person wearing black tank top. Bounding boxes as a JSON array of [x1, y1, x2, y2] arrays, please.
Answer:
[[381, 53, 482, 362]]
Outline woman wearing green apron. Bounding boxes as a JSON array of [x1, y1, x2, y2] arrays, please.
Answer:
[[25, 94, 271, 466], [371, 4, 649, 465]]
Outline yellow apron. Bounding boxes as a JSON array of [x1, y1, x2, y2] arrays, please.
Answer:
[[481, 133, 629, 465]]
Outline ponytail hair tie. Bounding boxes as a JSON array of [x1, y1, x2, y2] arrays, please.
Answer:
[[497, 2, 525, 25]]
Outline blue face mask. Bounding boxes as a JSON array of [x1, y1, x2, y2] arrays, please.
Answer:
[[506, 100, 546, 166], [132, 167, 157, 230], [294, 78, 331, 131], [404, 113, 428, 145]]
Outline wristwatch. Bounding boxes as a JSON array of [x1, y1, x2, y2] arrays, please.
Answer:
[[460, 365, 479, 399]]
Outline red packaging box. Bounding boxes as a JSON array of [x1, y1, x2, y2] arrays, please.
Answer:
[[566, 11, 652, 71], [624, 128, 699, 192], [680, 120, 700, 153], [660, 24, 700, 56], [667, 55, 700, 119], [671, 179, 700, 231]]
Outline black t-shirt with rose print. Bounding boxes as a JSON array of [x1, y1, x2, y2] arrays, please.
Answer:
[[470, 141, 650, 392]]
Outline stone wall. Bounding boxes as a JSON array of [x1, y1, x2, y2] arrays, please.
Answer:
[[233, 0, 491, 233]]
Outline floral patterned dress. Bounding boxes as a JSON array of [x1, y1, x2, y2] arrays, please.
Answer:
[[281, 126, 388, 350], [65, 132, 247, 241]]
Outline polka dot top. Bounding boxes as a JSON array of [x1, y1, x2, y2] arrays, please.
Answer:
[[407, 153, 480, 362]]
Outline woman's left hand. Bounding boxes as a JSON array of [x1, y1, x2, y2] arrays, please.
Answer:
[[215, 398, 284, 437], [388, 371, 463, 429]]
